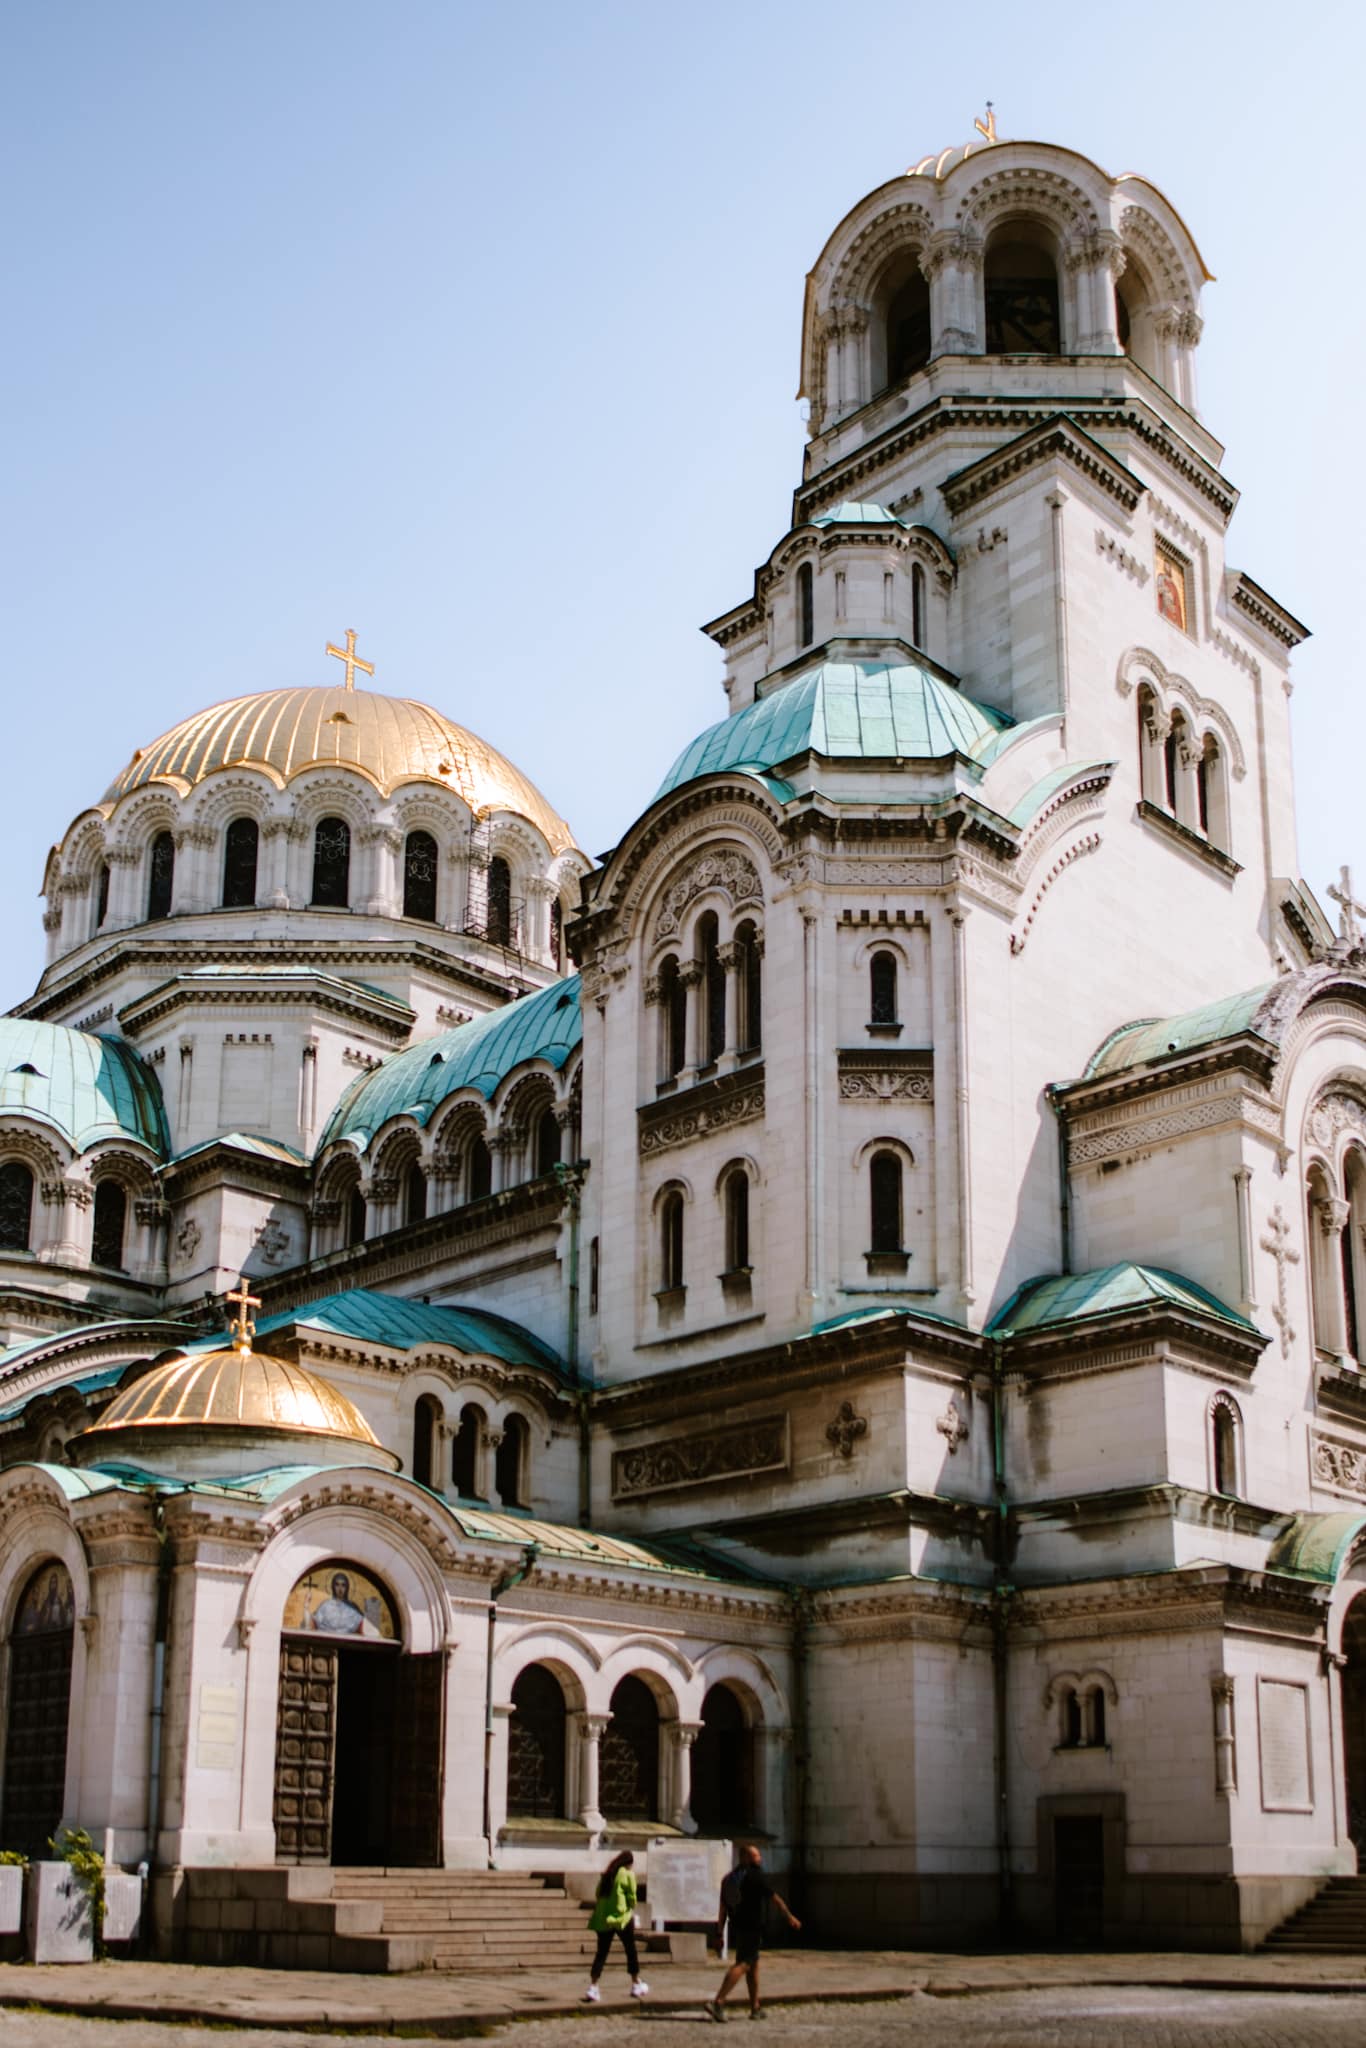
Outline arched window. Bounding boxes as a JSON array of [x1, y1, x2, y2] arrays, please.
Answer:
[[660, 1188, 685, 1293], [658, 955, 687, 1079], [403, 831, 439, 922], [692, 1682, 754, 1834], [1211, 1395, 1241, 1499], [346, 1182, 366, 1248], [699, 912, 725, 1066], [984, 228, 1061, 353], [534, 1106, 561, 1177], [404, 1160, 427, 1225], [870, 950, 898, 1026], [797, 562, 814, 649], [146, 831, 175, 922], [885, 265, 931, 387], [467, 1135, 493, 1202], [452, 1403, 486, 1499], [0, 1162, 34, 1251], [222, 817, 259, 908], [601, 1675, 659, 1823], [495, 1414, 528, 1507], [412, 1392, 441, 1488], [1197, 736, 1230, 850], [507, 1664, 567, 1819], [487, 857, 512, 945], [869, 1149, 903, 1257], [0, 1560, 75, 1859], [91, 1180, 126, 1270], [1345, 1151, 1366, 1364], [1087, 1686, 1107, 1747], [735, 922, 762, 1054], [94, 862, 110, 933], [1061, 1687, 1082, 1748], [911, 562, 926, 649], [723, 1168, 750, 1274], [551, 897, 564, 971], [311, 817, 351, 908]]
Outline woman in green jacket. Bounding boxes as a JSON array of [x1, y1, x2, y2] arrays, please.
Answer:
[[585, 1850, 649, 2002]]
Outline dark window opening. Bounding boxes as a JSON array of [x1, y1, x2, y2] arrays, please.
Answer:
[[984, 239, 1061, 353], [147, 832, 175, 922], [1089, 1688, 1107, 1747], [691, 1682, 754, 1834], [699, 912, 724, 1065], [487, 857, 512, 946], [659, 956, 687, 1078], [870, 1150, 903, 1255], [535, 1106, 561, 1176], [452, 1404, 485, 1499], [1163, 726, 1180, 810], [797, 562, 814, 648], [91, 1181, 127, 1270], [870, 950, 898, 1025], [311, 817, 351, 908], [601, 1675, 659, 1822], [0, 1162, 35, 1252], [403, 830, 439, 922], [886, 269, 931, 386], [346, 1184, 366, 1247], [911, 562, 926, 649], [404, 1160, 427, 1225], [495, 1414, 528, 1507], [95, 863, 110, 930], [723, 1170, 750, 1273], [551, 897, 564, 971], [1213, 1404, 1239, 1497], [736, 922, 762, 1053], [468, 1136, 493, 1202], [507, 1664, 566, 1819], [222, 817, 259, 909], [660, 1190, 685, 1292], [589, 1234, 600, 1315], [1062, 1689, 1083, 1747], [412, 1393, 440, 1489]]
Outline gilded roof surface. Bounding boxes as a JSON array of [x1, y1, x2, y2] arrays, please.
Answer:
[[84, 1348, 379, 1445], [656, 660, 1009, 801], [988, 1262, 1259, 1338], [100, 684, 577, 853], [321, 977, 581, 1154], [0, 1019, 168, 1156]]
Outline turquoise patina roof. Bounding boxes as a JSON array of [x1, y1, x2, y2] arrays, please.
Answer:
[[809, 501, 907, 529], [1266, 1513, 1366, 1583], [989, 1263, 1260, 1339], [187, 1287, 567, 1380], [0, 1019, 168, 1156], [1086, 985, 1276, 1080], [320, 978, 581, 1155], [656, 660, 1010, 801]]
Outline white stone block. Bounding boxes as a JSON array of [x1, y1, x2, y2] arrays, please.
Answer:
[[103, 1873, 142, 1945], [25, 1861, 94, 1963], [0, 1865, 22, 1936]]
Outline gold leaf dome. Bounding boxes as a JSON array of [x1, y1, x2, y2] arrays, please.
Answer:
[[82, 1346, 380, 1448], [101, 684, 577, 855]]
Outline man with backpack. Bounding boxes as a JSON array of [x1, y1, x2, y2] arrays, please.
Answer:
[[705, 1842, 801, 2022]]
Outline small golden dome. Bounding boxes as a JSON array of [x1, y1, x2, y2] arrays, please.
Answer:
[[83, 1346, 380, 1447], [101, 683, 577, 855]]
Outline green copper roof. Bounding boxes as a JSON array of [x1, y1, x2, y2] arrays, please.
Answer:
[[0, 1020, 168, 1156], [809, 501, 907, 528], [0, 1365, 130, 1424], [188, 1286, 567, 1379], [320, 978, 581, 1154], [1086, 985, 1276, 1079], [1266, 1512, 1366, 1583], [989, 1263, 1260, 1339], [656, 660, 1010, 801]]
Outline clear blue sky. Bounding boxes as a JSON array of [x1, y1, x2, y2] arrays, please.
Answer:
[[3, 0, 1362, 1002]]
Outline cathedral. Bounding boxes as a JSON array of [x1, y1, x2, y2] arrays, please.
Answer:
[[0, 119, 1363, 1960]]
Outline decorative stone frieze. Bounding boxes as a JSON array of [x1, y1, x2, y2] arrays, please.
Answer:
[[654, 850, 762, 941], [638, 1070, 764, 1159], [1309, 1427, 1366, 1503], [611, 1415, 789, 1499], [837, 1047, 933, 1103]]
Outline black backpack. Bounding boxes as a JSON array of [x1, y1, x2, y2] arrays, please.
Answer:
[[720, 1866, 745, 1916]]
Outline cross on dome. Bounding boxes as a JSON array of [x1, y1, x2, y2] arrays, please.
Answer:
[[1328, 865, 1366, 946], [227, 1275, 261, 1356], [325, 627, 374, 691], [974, 104, 997, 144]]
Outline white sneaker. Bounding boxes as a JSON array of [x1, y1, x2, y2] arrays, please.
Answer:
[[584, 1983, 601, 2002], [631, 1979, 650, 1997]]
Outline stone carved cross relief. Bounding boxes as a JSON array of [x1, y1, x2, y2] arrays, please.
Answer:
[[826, 1400, 869, 1459], [1259, 1204, 1300, 1358]]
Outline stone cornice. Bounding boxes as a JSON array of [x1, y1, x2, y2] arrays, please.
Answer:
[[1136, 800, 1242, 879], [1227, 572, 1310, 652], [940, 415, 1146, 519], [1005, 1305, 1267, 1379], [1011, 1562, 1328, 1639], [118, 973, 415, 1041], [161, 1144, 311, 1200]]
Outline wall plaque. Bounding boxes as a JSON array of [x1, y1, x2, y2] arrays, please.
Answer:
[[1258, 1678, 1312, 1812]]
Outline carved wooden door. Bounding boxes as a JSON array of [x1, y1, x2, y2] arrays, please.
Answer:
[[387, 1651, 445, 1867], [274, 1639, 337, 1863], [0, 1628, 73, 1859]]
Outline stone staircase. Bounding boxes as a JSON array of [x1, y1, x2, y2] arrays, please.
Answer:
[[328, 1868, 603, 1971], [1263, 1876, 1366, 1952]]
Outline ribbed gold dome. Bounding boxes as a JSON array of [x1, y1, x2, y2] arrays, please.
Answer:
[[101, 684, 576, 855], [83, 1347, 380, 1446]]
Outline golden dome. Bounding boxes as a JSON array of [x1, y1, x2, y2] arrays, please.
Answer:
[[101, 684, 577, 855], [83, 1346, 380, 1447]]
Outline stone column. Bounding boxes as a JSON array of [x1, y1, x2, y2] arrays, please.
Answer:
[[132, 1198, 169, 1285], [364, 1173, 398, 1237], [716, 941, 741, 1074], [668, 1722, 703, 1834], [1174, 310, 1203, 414], [1319, 1198, 1352, 1357], [489, 1131, 516, 1195], [41, 1177, 90, 1265], [525, 877, 556, 963], [173, 825, 214, 914], [577, 1713, 610, 1835], [360, 826, 402, 917], [680, 961, 705, 1083], [1210, 1675, 1237, 1796], [443, 848, 470, 933], [261, 820, 291, 908], [926, 233, 981, 356], [103, 847, 141, 931]]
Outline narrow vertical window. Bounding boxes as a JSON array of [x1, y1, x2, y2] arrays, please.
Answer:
[[535, 1106, 561, 1176], [797, 561, 814, 648], [659, 955, 686, 1079], [94, 862, 110, 932], [346, 1183, 366, 1246], [911, 562, 926, 649], [1212, 1400, 1240, 1498], [1163, 725, 1180, 810], [404, 1159, 427, 1224], [0, 1163, 34, 1251], [412, 1393, 440, 1488], [91, 1181, 127, 1270], [660, 1190, 685, 1292], [403, 830, 439, 921], [147, 832, 175, 921], [222, 817, 259, 908], [311, 817, 351, 907], [551, 897, 564, 971], [468, 1135, 493, 1201], [870, 950, 898, 1025], [487, 856, 512, 945], [736, 921, 762, 1053], [1062, 1689, 1083, 1747], [452, 1404, 485, 1499], [723, 1169, 750, 1273], [869, 1150, 903, 1255], [589, 1235, 600, 1315], [699, 912, 724, 1065], [495, 1414, 528, 1507]]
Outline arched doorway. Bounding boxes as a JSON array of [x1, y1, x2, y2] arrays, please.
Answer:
[[691, 1682, 755, 1835], [273, 1561, 444, 1866], [601, 1675, 659, 1824], [1343, 1594, 1366, 1857], [1, 1560, 75, 1858], [507, 1663, 567, 1818]]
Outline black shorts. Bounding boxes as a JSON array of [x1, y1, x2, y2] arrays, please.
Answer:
[[732, 1927, 764, 1966]]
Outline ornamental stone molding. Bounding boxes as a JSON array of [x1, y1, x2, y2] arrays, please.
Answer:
[[1069, 1082, 1280, 1167], [1096, 530, 1149, 584], [1310, 1428, 1366, 1503], [653, 849, 763, 943], [837, 1048, 934, 1103], [638, 1073, 765, 1160], [174, 1217, 202, 1264], [253, 1219, 292, 1266], [1010, 833, 1102, 956], [936, 1400, 969, 1454], [612, 1415, 789, 1500], [1307, 1090, 1366, 1163]]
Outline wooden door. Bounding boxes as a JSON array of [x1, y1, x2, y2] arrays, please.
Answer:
[[274, 1639, 338, 1863], [387, 1652, 446, 1867]]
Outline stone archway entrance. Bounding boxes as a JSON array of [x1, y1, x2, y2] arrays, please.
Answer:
[[1343, 1594, 1366, 1859], [692, 1682, 755, 1834], [273, 1561, 444, 1866], [0, 1561, 75, 1859]]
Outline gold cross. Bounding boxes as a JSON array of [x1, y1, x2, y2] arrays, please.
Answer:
[[974, 104, 997, 144], [227, 1275, 261, 1355], [325, 627, 374, 691]]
